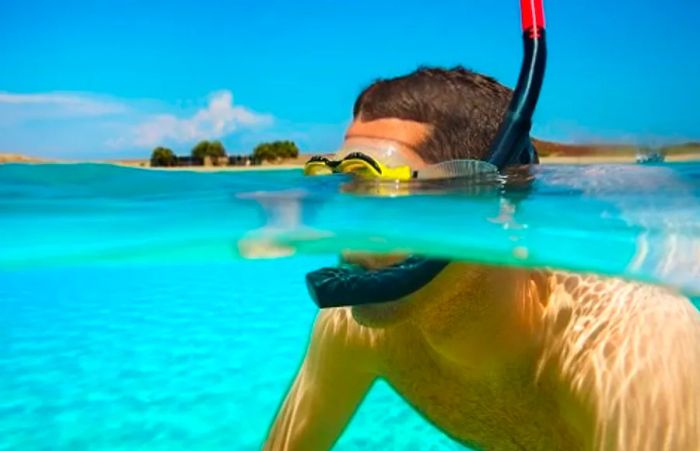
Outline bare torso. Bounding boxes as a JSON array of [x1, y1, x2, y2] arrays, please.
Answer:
[[264, 267, 700, 451], [379, 323, 583, 450]]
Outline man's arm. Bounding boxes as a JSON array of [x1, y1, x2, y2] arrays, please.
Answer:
[[264, 307, 380, 451]]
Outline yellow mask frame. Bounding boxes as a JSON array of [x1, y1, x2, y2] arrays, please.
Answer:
[[304, 153, 413, 180], [304, 152, 497, 182]]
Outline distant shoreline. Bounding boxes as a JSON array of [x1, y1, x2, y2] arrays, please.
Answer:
[[116, 152, 700, 169], [2, 142, 700, 170], [541, 152, 700, 164]]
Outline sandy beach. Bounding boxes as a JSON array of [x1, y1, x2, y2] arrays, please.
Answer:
[[0, 153, 53, 164], [540, 152, 700, 164], [2, 149, 699, 170], [97, 151, 700, 169]]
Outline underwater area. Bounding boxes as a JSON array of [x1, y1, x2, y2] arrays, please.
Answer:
[[1, 162, 699, 449]]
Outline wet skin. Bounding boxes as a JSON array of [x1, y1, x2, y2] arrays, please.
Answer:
[[263, 119, 700, 451]]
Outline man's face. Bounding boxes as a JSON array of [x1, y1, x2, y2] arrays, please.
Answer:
[[341, 117, 431, 171], [337, 118, 514, 352], [300, 116, 433, 274], [339, 117, 431, 272], [337, 118, 440, 326]]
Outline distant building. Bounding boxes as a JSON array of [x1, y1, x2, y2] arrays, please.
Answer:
[[175, 156, 204, 166], [228, 155, 261, 166], [170, 154, 261, 167], [228, 155, 250, 166]]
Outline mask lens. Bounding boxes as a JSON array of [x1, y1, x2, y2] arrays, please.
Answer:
[[305, 141, 416, 180], [334, 140, 416, 169], [336, 152, 384, 177]]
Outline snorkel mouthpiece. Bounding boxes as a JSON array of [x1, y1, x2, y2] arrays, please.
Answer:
[[307, 258, 450, 308], [306, 0, 548, 308]]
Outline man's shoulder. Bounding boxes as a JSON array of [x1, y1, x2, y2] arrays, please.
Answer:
[[545, 268, 650, 292], [542, 268, 693, 313]]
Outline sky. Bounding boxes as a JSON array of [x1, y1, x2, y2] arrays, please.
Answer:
[[0, 0, 698, 158]]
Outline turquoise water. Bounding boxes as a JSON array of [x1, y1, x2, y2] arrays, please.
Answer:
[[1, 261, 463, 450], [1, 162, 699, 449]]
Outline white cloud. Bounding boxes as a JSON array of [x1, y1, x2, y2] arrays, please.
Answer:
[[131, 90, 274, 147], [0, 89, 279, 156], [0, 91, 128, 118]]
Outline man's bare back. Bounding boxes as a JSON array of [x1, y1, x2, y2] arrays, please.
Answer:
[[265, 264, 699, 450]]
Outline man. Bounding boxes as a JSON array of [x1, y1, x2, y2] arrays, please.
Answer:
[[263, 67, 700, 450]]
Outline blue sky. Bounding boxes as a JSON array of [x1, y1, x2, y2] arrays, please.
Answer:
[[0, 0, 698, 158]]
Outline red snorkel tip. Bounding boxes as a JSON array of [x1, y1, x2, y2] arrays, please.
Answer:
[[521, 0, 546, 38]]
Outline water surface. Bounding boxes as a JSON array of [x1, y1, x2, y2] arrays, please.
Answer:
[[1, 162, 699, 449]]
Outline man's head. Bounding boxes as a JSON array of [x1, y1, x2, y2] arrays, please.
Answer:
[[345, 66, 513, 167], [338, 66, 521, 327]]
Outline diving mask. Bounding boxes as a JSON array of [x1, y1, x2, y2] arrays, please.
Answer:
[[304, 141, 499, 181]]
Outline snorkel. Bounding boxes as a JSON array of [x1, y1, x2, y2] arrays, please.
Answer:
[[306, 0, 547, 308], [488, 0, 546, 168]]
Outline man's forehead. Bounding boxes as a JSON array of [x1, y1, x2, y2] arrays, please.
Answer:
[[344, 118, 431, 149]]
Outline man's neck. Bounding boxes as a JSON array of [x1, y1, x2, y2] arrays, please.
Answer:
[[410, 263, 547, 374]]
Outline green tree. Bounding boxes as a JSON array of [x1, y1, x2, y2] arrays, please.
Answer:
[[208, 140, 227, 158], [191, 140, 210, 161], [252, 143, 273, 161], [150, 146, 176, 167], [252, 140, 300, 162], [191, 140, 227, 165], [278, 140, 299, 159]]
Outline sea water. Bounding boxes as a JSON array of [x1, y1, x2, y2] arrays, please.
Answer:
[[1, 163, 699, 449]]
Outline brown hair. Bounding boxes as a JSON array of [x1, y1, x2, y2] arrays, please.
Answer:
[[353, 66, 513, 164]]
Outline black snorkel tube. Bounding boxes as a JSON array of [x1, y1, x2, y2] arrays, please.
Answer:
[[306, 0, 547, 308], [488, 0, 547, 169]]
